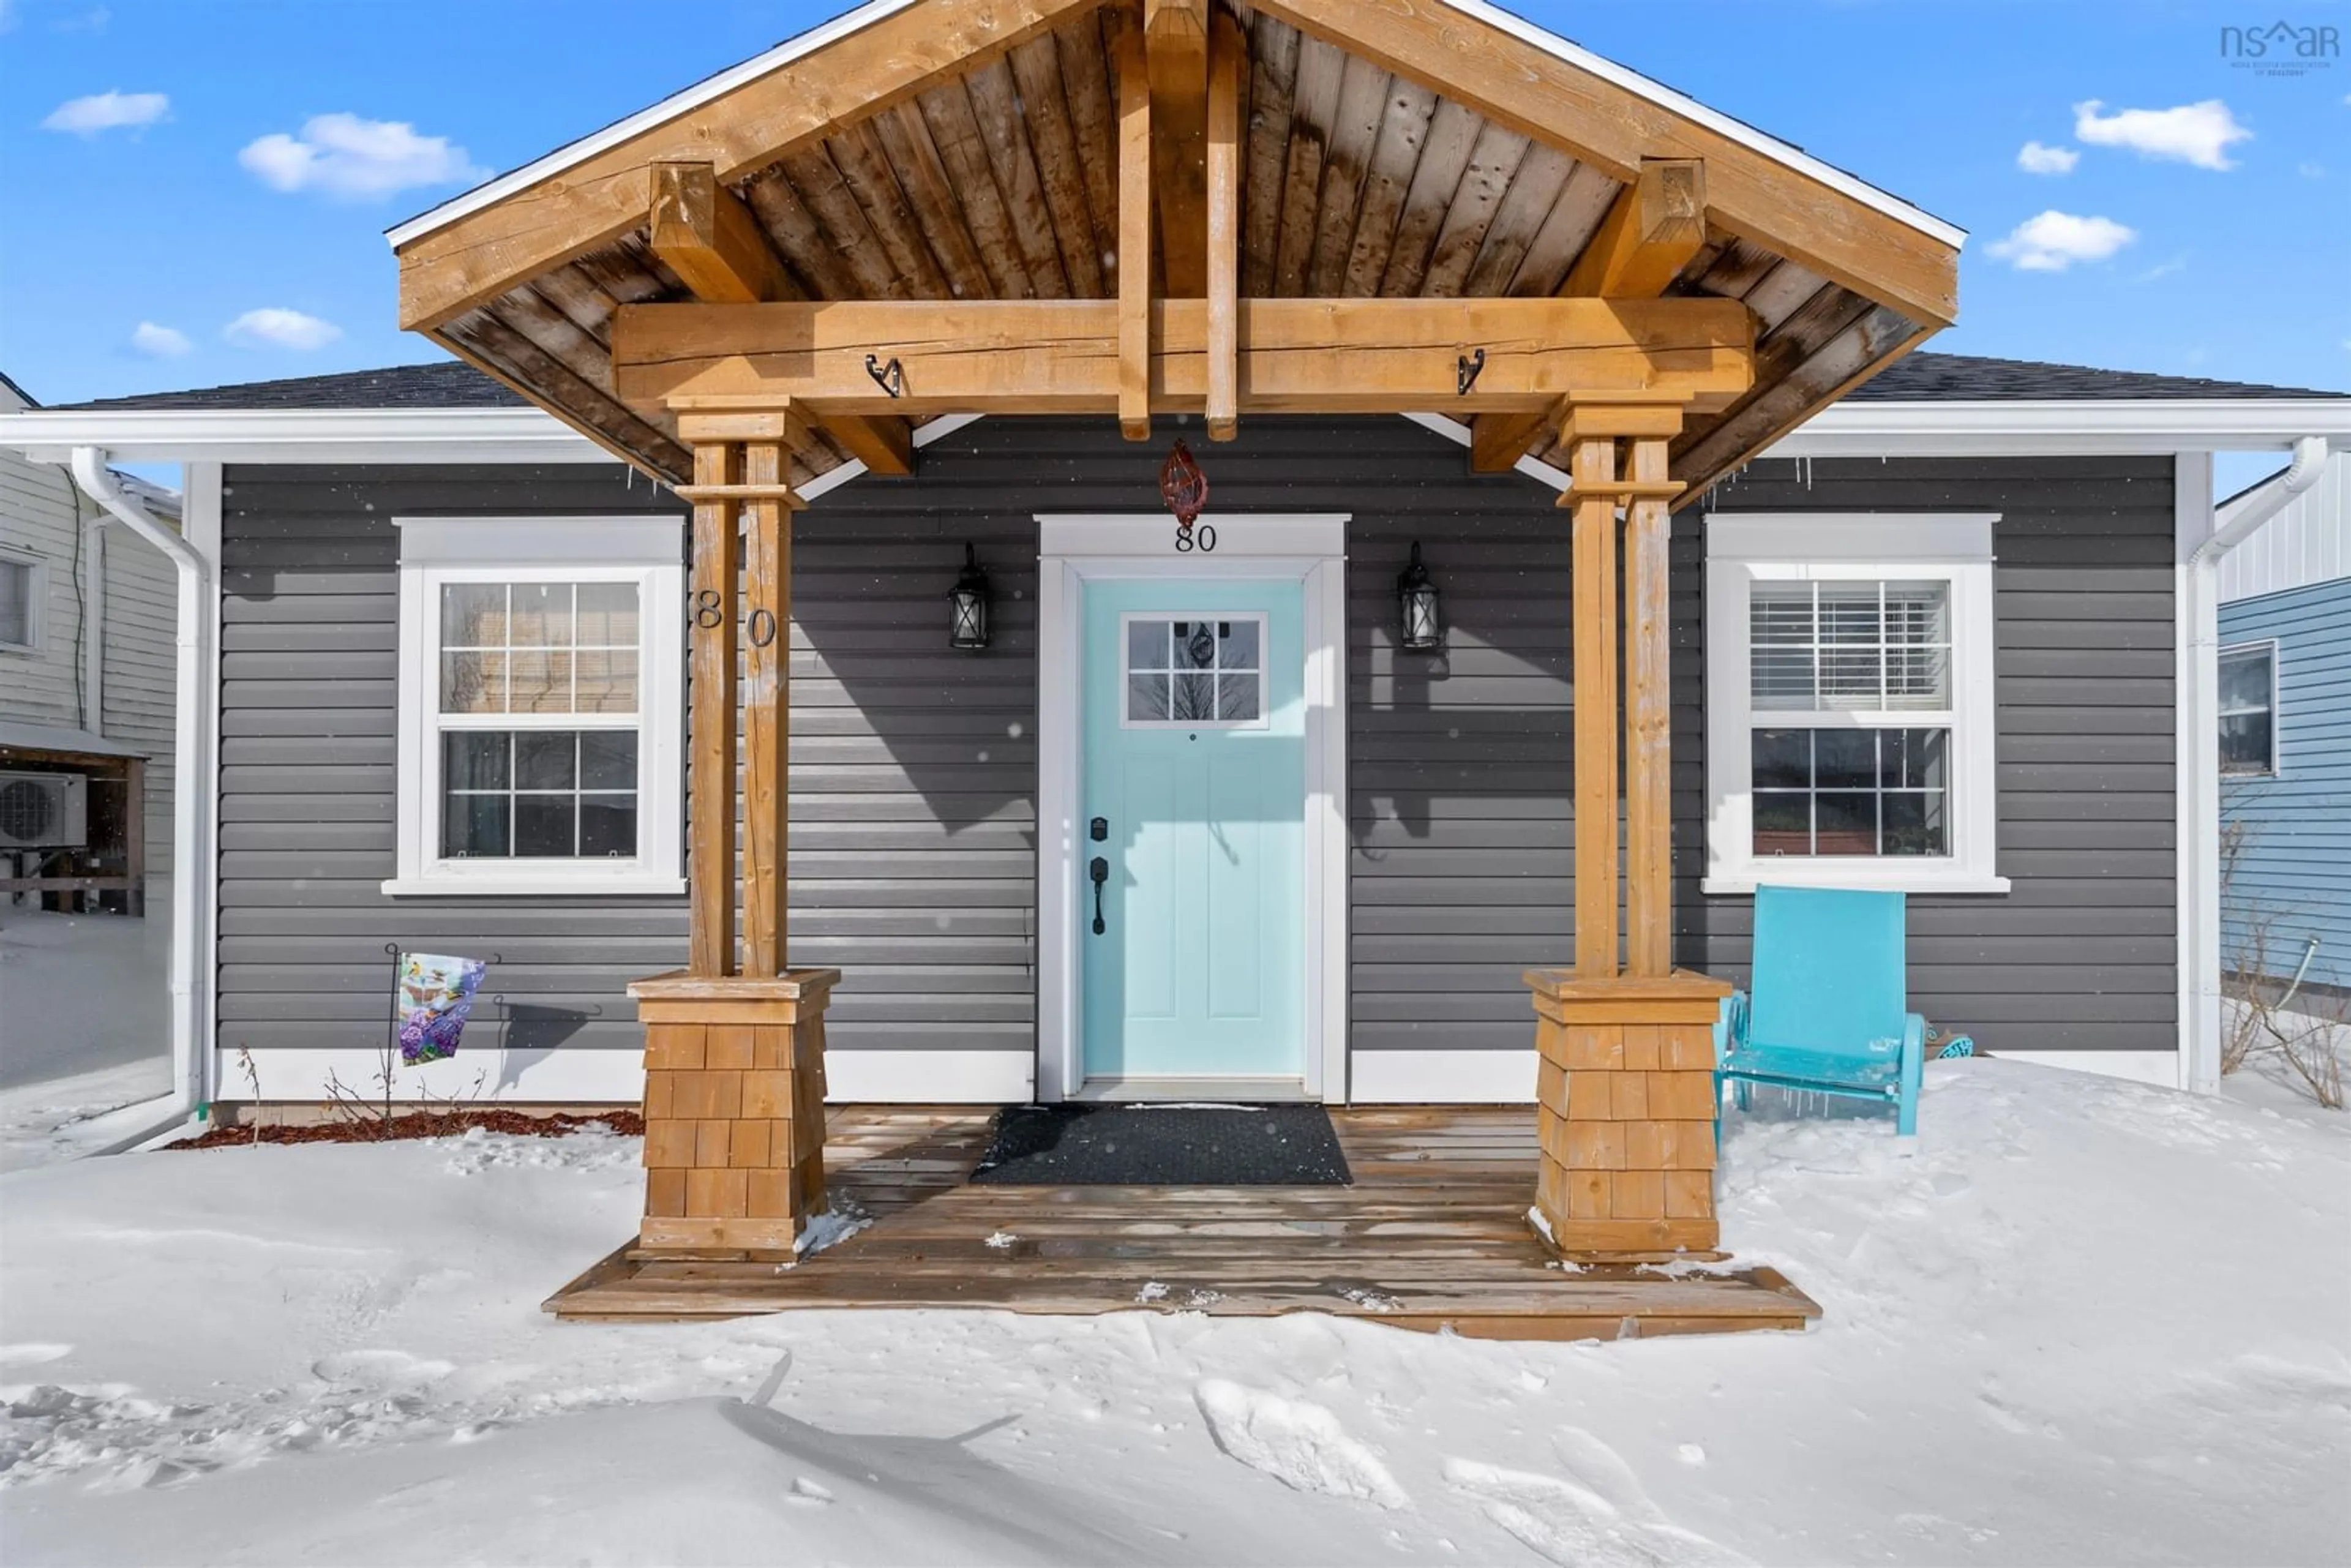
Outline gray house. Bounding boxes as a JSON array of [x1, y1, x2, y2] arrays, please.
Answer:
[[6, 353, 2347, 1115]]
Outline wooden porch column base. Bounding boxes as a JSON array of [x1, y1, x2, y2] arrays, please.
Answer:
[[627, 969, 840, 1256], [1523, 969, 1733, 1260]]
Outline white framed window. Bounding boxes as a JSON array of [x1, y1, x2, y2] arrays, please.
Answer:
[[1704, 514, 2008, 895], [2218, 640, 2278, 778], [1120, 612, 1268, 729], [388, 517, 686, 896], [0, 549, 45, 653]]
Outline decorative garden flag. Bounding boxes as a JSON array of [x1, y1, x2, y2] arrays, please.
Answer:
[[394, 953, 488, 1065]]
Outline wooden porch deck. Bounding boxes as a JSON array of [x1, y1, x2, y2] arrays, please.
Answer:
[[549, 1106, 1819, 1341]]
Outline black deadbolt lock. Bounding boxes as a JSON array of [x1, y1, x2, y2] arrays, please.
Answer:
[[1090, 816, 1108, 842]]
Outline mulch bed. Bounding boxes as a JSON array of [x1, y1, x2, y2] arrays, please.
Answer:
[[169, 1109, 644, 1150]]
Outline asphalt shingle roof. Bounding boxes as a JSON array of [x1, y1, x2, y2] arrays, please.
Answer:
[[50, 351, 2347, 413]]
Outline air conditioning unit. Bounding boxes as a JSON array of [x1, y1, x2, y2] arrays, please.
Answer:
[[0, 771, 89, 850]]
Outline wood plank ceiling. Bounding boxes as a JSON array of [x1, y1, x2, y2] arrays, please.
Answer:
[[431, 1, 1930, 493]]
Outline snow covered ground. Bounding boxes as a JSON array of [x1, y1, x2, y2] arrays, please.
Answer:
[[2, 1058, 2344, 1567], [0, 890, 171, 1092], [0, 891, 174, 1172]]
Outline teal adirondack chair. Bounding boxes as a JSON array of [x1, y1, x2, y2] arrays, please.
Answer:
[[1714, 885, 1972, 1136]]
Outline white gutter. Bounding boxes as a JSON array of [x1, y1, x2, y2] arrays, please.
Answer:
[[1766, 399, 2351, 457], [1, 407, 604, 466], [2178, 435, 2335, 1096], [67, 448, 215, 1151], [10, 399, 2348, 471]]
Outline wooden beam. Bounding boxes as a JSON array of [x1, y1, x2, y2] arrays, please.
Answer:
[[1471, 163, 1708, 473], [396, 0, 1103, 331], [1479, 396, 1691, 479], [1243, 0, 1957, 327], [1116, 18, 1153, 439], [1622, 433, 1676, 978], [1566, 432, 1618, 980], [741, 441, 798, 980], [648, 162, 804, 306], [1145, 0, 1210, 298], [688, 442, 741, 978], [1559, 160, 1708, 299], [1204, 9, 1242, 440], [612, 296, 1755, 417], [819, 411, 915, 475]]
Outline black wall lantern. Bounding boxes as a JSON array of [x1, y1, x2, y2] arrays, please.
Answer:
[[949, 543, 991, 651], [1397, 542, 1444, 652]]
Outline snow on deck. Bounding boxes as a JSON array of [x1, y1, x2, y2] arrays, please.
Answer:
[[1, 1059, 2345, 1565]]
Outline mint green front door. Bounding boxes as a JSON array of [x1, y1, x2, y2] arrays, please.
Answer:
[[1079, 580, 1307, 1082]]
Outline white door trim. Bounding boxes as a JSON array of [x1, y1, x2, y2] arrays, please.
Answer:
[[1034, 513, 1350, 1104]]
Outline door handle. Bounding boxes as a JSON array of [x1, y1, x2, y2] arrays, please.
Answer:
[[1089, 856, 1108, 935]]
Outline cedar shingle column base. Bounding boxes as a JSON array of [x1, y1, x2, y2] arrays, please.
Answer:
[[1523, 969, 1733, 1261], [626, 969, 839, 1256]]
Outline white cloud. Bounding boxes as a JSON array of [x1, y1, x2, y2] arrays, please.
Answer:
[[40, 89, 168, 135], [2132, 255, 2188, 283], [239, 113, 486, 200], [2017, 141, 2079, 175], [130, 321, 191, 357], [2299, 162, 2327, 179], [223, 308, 342, 351], [1986, 211, 2139, 272], [2072, 99, 2252, 171]]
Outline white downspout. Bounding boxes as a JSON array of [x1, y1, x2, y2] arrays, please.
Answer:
[[2180, 435, 2334, 1094], [67, 448, 214, 1148]]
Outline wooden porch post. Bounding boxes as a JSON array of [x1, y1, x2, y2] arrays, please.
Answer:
[[1566, 426, 1619, 979], [1622, 433, 1675, 978], [686, 441, 739, 978], [629, 432, 837, 1259], [1528, 402, 1729, 1261]]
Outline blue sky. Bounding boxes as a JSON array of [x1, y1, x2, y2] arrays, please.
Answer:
[[4, 0, 2346, 448]]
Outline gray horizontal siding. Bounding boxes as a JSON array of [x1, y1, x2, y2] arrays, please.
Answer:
[[1701, 456, 2180, 1052], [217, 466, 687, 1060], [217, 430, 2181, 1087]]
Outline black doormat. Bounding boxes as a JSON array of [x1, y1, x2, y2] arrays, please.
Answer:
[[969, 1103, 1352, 1187]]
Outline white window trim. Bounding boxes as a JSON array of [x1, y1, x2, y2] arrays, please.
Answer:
[[386, 517, 686, 896], [2217, 638, 2281, 779], [1704, 514, 2009, 895], [0, 547, 48, 655]]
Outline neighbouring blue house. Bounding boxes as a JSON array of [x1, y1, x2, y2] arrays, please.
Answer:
[[2219, 460, 2351, 998]]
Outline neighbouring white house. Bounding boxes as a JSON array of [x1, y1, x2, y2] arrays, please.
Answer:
[[0, 371, 180, 912]]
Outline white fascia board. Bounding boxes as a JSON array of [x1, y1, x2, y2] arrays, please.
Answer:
[[0, 408, 606, 465], [384, 0, 923, 248], [1766, 400, 2351, 458], [383, 0, 1962, 256]]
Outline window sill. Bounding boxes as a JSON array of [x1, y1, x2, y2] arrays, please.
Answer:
[[1702, 867, 2011, 897], [380, 874, 687, 899]]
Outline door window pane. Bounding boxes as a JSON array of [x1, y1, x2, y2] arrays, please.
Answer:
[[1125, 615, 1265, 724]]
